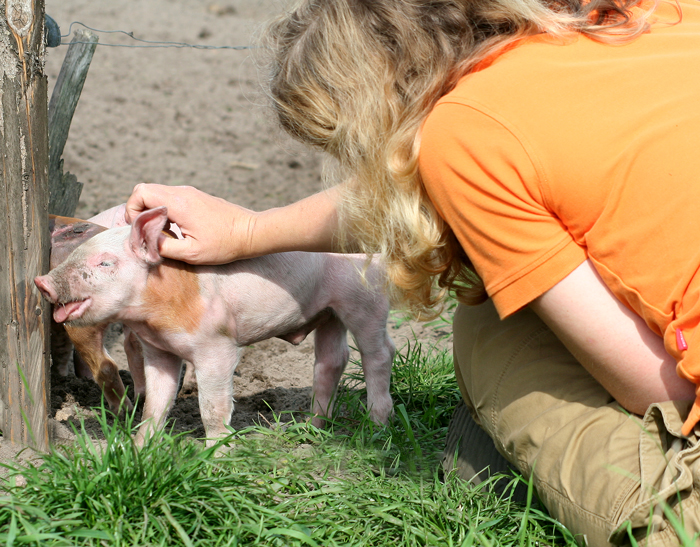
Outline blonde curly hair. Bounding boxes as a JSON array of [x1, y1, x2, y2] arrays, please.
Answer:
[[262, 0, 658, 318]]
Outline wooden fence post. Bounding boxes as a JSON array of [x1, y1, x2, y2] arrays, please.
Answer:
[[48, 28, 98, 216], [0, 0, 50, 451]]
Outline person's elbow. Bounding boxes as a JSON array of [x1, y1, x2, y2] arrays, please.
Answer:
[[614, 365, 695, 416]]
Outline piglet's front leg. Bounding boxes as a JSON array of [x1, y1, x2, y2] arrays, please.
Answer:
[[134, 343, 182, 447], [192, 344, 241, 447], [66, 323, 132, 414], [311, 315, 349, 428]]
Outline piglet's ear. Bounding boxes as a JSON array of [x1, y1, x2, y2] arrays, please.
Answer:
[[129, 206, 168, 265]]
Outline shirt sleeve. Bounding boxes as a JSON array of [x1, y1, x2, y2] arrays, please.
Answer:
[[419, 100, 587, 317]]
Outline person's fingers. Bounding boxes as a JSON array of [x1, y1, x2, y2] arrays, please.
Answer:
[[126, 183, 193, 224], [156, 236, 178, 261], [158, 234, 197, 263], [125, 183, 255, 264], [125, 183, 158, 224]]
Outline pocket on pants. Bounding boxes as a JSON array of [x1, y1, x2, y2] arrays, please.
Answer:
[[609, 400, 700, 545]]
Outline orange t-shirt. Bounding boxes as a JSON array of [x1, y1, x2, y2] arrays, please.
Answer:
[[419, 0, 700, 431]]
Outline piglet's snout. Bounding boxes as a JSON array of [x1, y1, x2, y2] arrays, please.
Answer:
[[34, 275, 58, 304]]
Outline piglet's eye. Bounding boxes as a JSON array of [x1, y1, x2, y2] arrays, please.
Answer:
[[99, 260, 114, 267]]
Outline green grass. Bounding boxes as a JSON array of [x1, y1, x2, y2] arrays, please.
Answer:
[[0, 340, 578, 546]]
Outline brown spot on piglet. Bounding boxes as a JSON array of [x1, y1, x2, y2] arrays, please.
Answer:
[[142, 259, 204, 334]]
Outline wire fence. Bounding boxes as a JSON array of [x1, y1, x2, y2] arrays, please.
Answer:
[[59, 21, 256, 51]]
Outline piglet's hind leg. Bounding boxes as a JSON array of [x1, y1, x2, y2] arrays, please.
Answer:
[[353, 328, 395, 425], [339, 304, 395, 426]]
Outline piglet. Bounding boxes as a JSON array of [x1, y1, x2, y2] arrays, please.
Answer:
[[49, 206, 143, 413], [35, 207, 395, 446], [49, 214, 109, 378]]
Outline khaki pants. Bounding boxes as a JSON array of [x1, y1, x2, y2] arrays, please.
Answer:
[[448, 301, 700, 546]]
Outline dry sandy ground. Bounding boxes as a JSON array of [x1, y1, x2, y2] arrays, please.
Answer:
[[0, 0, 452, 465]]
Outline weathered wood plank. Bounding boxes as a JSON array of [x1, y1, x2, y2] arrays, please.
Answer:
[[0, 0, 50, 451], [48, 28, 98, 217]]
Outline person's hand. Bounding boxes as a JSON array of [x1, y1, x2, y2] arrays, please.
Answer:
[[127, 182, 344, 264], [125, 183, 257, 265]]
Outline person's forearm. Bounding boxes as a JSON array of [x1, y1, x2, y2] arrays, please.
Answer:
[[530, 260, 695, 414], [248, 185, 346, 256]]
